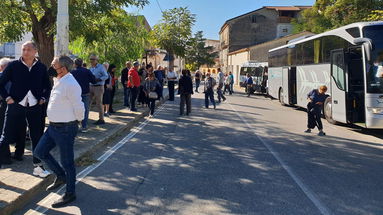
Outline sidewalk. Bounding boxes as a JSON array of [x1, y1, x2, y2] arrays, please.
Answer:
[[0, 87, 169, 215]]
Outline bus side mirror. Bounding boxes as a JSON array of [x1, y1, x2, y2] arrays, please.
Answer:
[[354, 38, 373, 63]]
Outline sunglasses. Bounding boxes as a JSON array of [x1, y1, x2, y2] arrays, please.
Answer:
[[89, 59, 96, 61]]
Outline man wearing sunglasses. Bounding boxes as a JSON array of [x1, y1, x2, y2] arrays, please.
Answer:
[[88, 54, 108, 125]]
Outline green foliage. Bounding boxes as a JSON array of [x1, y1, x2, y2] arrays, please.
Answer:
[[151, 7, 196, 57], [185, 31, 217, 71], [0, 0, 148, 65], [69, 9, 149, 70], [365, 10, 383, 21], [293, 0, 383, 33]]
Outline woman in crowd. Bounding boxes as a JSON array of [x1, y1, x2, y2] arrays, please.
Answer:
[[144, 72, 161, 117], [109, 66, 118, 113], [137, 63, 148, 107], [103, 64, 115, 117]]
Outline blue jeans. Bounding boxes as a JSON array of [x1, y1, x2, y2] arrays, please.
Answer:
[[205, 89, 215, 108], [34, 123, 78, 193], [195, 80, 200, 92], [124, 87, 130, 107], [81, 95, 90, 129]]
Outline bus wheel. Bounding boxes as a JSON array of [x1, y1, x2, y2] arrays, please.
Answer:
[[324, 97, 337, 125], [279, 88, 285, 105]]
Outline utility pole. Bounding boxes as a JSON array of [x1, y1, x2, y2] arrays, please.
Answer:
[[55, 0, 69, 56]]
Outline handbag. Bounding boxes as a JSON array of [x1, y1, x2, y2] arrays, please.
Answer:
[[148, 91, 158, 99]]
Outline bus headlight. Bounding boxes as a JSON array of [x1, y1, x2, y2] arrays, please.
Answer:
[[367, 107, 383, 114]]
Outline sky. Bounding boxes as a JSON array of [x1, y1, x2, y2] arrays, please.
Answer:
[[127, 0, 316, 40]]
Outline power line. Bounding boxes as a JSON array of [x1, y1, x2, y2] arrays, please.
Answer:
[[155, 0, 163, 13]]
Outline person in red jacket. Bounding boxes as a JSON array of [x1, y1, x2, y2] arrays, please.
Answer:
[[127, 61, 140, 111]]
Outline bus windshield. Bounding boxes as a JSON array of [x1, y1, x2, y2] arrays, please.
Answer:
[[363, 25, 383, 93]]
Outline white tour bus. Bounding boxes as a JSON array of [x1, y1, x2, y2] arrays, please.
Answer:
[[268, 22, 383, 128]]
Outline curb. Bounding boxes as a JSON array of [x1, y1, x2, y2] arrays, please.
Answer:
[[0, 94, 170, 215]]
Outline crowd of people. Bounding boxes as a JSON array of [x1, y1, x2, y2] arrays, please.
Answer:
[[0, 40, 240, 207]]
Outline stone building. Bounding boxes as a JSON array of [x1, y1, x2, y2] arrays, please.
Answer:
[[219, 6, 311, 73]]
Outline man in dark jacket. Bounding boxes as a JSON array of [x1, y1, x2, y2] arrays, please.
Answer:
[[0, 41, 51, 177], [121, 61, 131, 107], [71, 58, 96, 132], [178, 69, 193, 115]]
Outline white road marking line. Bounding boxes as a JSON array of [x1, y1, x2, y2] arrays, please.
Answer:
[[229, 103, 333, 215], [28, 104, 167, 215]]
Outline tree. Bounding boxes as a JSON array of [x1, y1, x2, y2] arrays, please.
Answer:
[[151, 7, 196, 70], [69, 9, 149, 70], [0, 0, 148, 66], [292, 0, 383, 34], [185, 31, 216, 71]]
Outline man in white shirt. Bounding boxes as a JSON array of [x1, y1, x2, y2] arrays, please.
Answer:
[[167, 69, 177, 101], [34, 55, 84, 208]]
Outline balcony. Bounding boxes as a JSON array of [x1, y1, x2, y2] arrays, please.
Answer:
[[278, 16, 293, 23]]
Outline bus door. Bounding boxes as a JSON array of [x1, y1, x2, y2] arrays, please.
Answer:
[[346, 46, 365, 124], [288, 67, 297, 104], [330, 49, 348, 123]]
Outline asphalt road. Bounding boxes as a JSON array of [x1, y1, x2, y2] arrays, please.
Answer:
[[20, 89, 383, 215]]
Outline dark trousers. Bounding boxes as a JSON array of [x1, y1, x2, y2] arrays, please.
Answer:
[[247, 85, 252, 97], [205, 89, 215, 108], [0, 103, 42, 164], [168, 81, 175, 101], [217, 83, 226, 102], [195, 80, 200, 92], [307, 103, 323, 130], [224, 84, 232, 95], [130, 87, 138, 110], [109, 86, 116, 112], [180, 94, 191, 115], [148, 98, 156, 115], [123, 87, 130, 107], [0, 100, 7, 132], [34, 123, 78, 193]]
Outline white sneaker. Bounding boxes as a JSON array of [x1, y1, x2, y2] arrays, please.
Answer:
[[33, 166, 51, 178]]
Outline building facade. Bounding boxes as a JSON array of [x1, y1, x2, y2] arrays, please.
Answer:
[[219, 6, 311, 73]]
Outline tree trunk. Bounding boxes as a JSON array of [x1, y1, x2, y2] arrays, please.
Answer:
[[33, 28, 54, 67], [168, 53, 175, 71]]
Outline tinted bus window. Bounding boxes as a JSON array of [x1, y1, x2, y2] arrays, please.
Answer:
[[346, 27, 361, 38], [303, 40, 314, 64]]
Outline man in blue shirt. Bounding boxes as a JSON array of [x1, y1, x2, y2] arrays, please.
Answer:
[[71, 58, 96, 132], [245, 73, 253, 97], [89, 54, 108, 125], [305, 85, 329, 136], [229, 71, 234, 94]]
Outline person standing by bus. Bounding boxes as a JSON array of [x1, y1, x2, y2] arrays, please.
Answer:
[[305, 85, 329, 136], [245, 73, 253, 97]]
